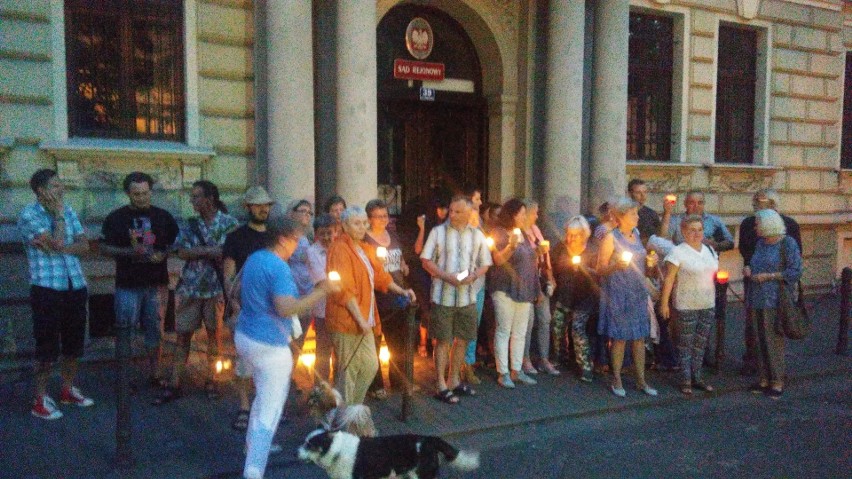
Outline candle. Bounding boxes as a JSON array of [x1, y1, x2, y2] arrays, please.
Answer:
[[540, 240, 550, 249], [621, 251, 633, 263], [328, 271, 341, 282], [485, 237, 495, 250], [456, 270, 469, 281], [375, 246, 388, 259], [716, 270, 729, 284], [665, 194, 677, 203], [571, 255, 581, 265], [512, 228, 523, 241]]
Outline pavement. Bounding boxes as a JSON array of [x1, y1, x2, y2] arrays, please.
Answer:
[[0, 298, 849, 479]]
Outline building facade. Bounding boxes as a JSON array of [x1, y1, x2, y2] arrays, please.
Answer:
[[1, 0, 851, 354]]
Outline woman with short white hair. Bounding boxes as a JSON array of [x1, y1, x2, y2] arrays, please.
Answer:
[[744, 208, 801, 399], [551, 215, 599, 382]]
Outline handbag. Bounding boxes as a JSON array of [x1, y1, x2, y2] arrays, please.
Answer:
[[774, 237, 810, 340]]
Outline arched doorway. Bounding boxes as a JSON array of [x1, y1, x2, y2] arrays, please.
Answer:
[[376, 4, 486, 215]]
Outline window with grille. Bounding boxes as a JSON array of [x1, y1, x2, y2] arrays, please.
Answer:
[[627, 12, 674, 162], [715, 25, 757, 164], [65, 0, 185, 141], [842, 52, 852, 169]]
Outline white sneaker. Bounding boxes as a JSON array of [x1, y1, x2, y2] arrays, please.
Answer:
[[515, 371, 538, 385], [497, 374, 515, 389], [31, 395, 63, 420]]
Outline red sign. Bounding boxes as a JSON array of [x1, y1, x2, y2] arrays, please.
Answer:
[[393, 59, 445, 81]]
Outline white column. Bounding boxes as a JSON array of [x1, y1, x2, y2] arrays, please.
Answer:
[[267, 0, 315, 206], [487, 95, 518, 203], [589, 0, 629, 209], [543, 0, 586, 228], [335, 0, 378, 208]]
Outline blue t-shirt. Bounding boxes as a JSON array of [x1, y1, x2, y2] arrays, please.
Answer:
[[236, 249, 298, 346]]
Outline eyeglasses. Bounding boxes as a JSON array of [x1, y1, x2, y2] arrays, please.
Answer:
[[296, 209, 313, 216]]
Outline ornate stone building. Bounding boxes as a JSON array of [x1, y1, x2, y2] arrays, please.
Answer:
[[1, 0, 851, 353]]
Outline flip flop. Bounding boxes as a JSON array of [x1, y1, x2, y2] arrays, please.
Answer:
[[433, 389, 459, 404], [452, 384, 476, 397]]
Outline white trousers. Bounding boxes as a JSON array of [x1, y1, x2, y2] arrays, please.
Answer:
[[492, 291, 532, 375], [235, 332, 293, 479]]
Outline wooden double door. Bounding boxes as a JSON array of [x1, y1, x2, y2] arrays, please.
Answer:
[[378, 100, 486, 208]]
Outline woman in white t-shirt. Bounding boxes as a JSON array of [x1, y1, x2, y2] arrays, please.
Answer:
[[659, 215, 719, 395]]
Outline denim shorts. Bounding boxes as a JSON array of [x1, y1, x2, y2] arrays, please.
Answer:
[[114, 287, 165, 348], [31, 285, 88, 363]]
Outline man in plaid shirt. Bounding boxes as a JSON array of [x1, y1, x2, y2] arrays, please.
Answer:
[[17, 169, 94, 420]]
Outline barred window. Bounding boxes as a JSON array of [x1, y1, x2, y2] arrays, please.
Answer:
[[65, 0, 185, 141], [627, 12, 674, 162], [715, 25, 757, 164], [842, 52, 852, 169]]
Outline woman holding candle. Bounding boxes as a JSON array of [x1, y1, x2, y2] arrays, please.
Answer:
[[364, 199, 410, 399], [744, 209, 802, 399], [596, 197, 658, 397], [521, 200, 559, 376], [234, 216, 339, 479], [659, 215, 719, 395], [326, 206, 415, 405], [552, 216, 599, 382], [489, 198, 539, 388]]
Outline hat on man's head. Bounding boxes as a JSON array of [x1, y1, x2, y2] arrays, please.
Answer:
[[243, 186, 274, 205]]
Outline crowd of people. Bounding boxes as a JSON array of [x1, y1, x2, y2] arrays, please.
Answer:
[[17, 169, 804, 478]]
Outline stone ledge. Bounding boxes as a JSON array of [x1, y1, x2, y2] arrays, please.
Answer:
[[40, 139, 215, 163]]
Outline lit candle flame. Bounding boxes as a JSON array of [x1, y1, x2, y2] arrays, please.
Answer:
[[376, 246, 388, 259], [540, 240, 550, 248], [299, 352, 316, 368], [716, 270, 729, 284], [215, 360, 223, 374], [485, 237, 495, 250], [328, 271, 341, 282], [572, 255, 581, 265], [621, 251, 633, 263], [379, 344, 391, 364], [665, 194, 677, 203]]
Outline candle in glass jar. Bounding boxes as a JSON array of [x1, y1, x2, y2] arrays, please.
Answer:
[[375, 246, 388, 259], [665, 194, 677, 203], [540, 240, 550, 248], [328, 271, 341, 282], [621, 251, 633, 263]]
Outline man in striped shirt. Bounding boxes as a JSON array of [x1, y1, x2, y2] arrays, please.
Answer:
[[420, 196, 492, 404]]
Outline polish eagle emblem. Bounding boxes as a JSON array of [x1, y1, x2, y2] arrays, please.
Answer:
[[405, 18, 433, 60]]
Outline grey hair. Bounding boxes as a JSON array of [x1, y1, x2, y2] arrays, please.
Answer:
[[611, 196, 639, 216], [680, 214, 704, 230], [340, 205, 367, 223], [522, 198, 539, 210], [755, 188, 781, 209], [755, 209, 786, 237], [565, 215, 591, 238]]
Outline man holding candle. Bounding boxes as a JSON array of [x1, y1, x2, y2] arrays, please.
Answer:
[[420, 196, 492, 403]]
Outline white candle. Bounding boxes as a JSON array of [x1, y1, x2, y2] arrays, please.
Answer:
[[485, 237, 495, 250], [571, 255, 581, 265], [376, 246, 388, 259], [540, 240, 550, 248], [512, 228, 523, 241], [456, 270, 469, 281], [621, 251, 633, 263], [328, 271, 341, 282]]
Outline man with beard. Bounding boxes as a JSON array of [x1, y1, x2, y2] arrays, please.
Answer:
[[101, 172, 179, 387], [223, 186, 275, 432]]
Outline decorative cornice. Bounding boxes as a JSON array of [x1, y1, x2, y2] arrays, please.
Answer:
[[737, 0, 762, 20]]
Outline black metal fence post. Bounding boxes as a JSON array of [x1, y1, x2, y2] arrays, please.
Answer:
[[400, 304, 417, 422], [837, 267, 851, 355], [714, 275, 729, 365], [114, 324, 134, 469]]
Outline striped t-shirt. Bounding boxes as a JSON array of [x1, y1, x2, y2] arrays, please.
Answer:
[[420, 222, 492, 307]]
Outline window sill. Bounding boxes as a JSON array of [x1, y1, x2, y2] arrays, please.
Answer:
[[39, 139, 215, 163], [626, 161, 702, 172], [702, 163, 782, 173]]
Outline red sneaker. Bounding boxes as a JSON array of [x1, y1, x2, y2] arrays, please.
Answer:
[[60, 386, 94, 407], [32, 395, 63, 420]]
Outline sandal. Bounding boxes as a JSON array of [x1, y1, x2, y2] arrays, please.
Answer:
[[452, 384, 476, 397], [152, 386, 182, 405], [692, 382, 714, 392], [433, 389, 459, 404], [680, 384, 693, 395], [232, 409, 250, 431], [205, 381, 221, 400]]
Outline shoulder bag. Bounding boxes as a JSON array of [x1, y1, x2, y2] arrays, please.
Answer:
[[774, 236, 810, 340]]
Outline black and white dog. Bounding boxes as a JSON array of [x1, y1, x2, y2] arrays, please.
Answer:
[[297, 429, 480, 479]]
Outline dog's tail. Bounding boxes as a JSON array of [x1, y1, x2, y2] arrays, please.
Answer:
[[428, 437, 480, 471]]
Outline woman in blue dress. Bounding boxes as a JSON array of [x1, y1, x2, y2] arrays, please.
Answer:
[[596, 197, 658, 398]]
